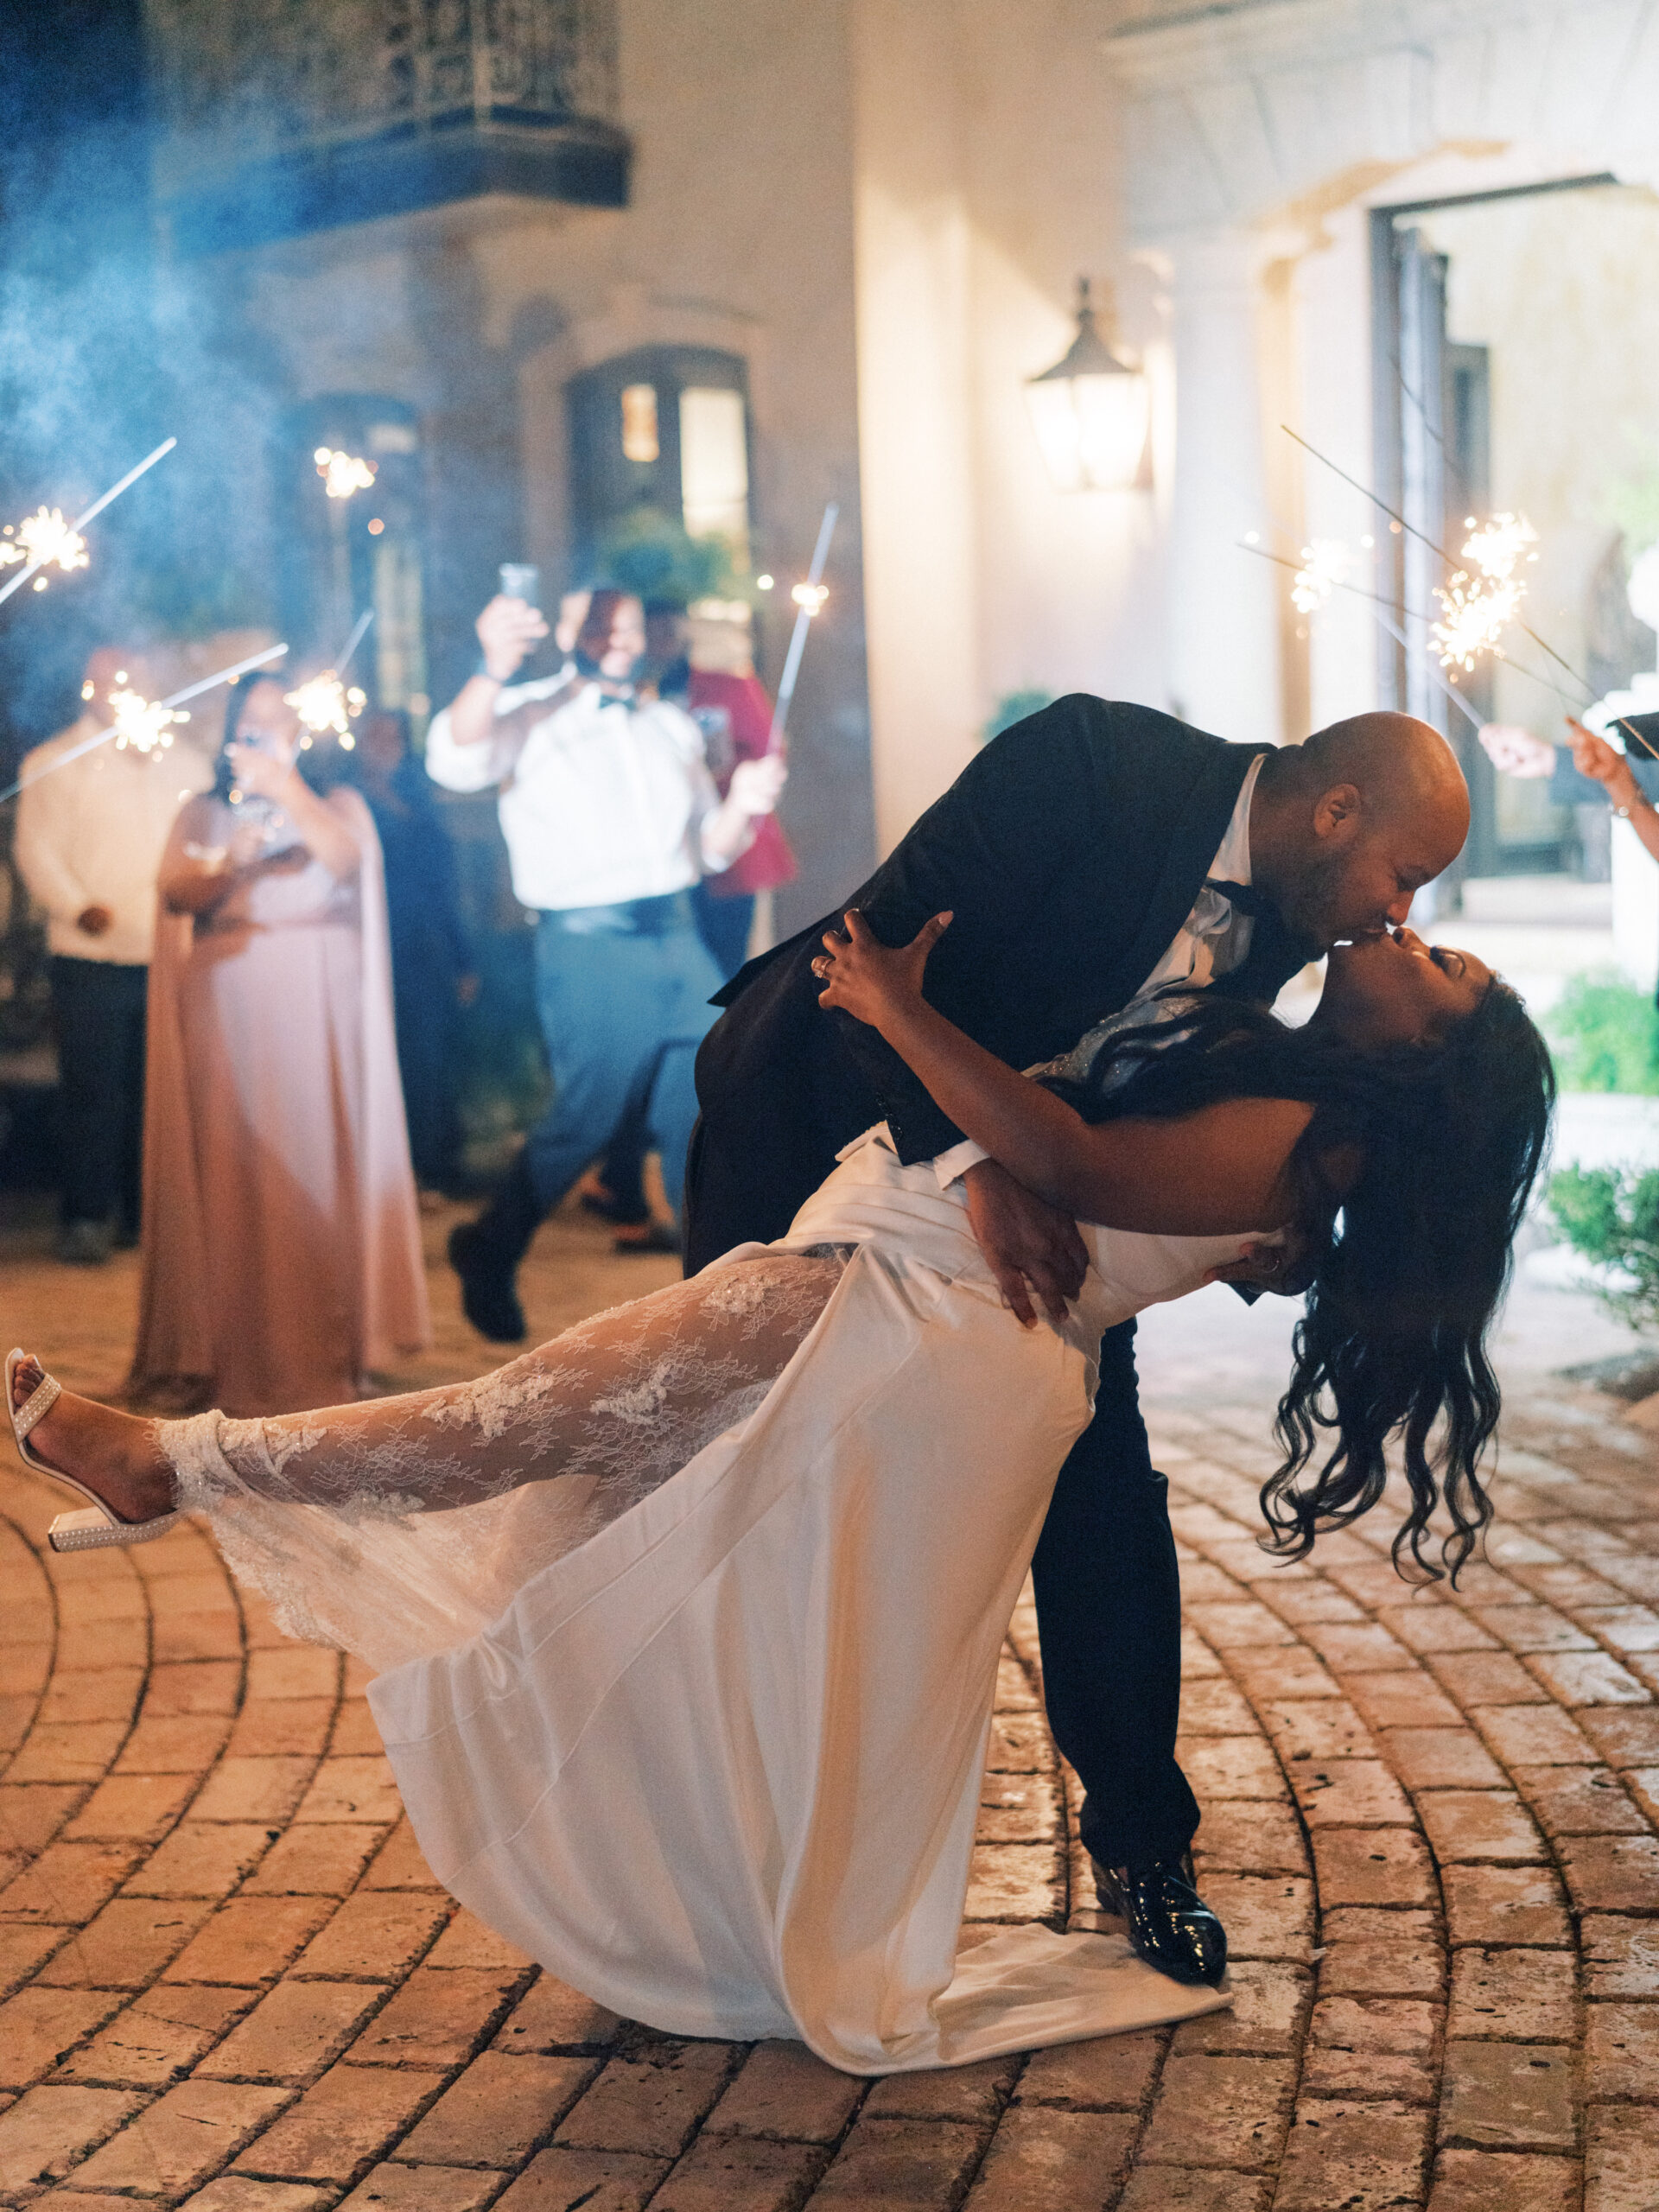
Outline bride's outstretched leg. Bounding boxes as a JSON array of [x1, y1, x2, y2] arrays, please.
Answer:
[[6, 1356, 172, 1522], [163, 1252, 849, 1518]]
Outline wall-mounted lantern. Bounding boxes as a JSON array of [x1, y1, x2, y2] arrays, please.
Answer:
[[1025, 277, 1150, 493]]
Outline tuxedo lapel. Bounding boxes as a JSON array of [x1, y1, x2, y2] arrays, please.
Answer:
[[1103, 741, 1273, 1008]]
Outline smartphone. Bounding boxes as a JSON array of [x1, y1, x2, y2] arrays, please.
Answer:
[[1611, 710, 1659, 762], [499, 563, 540, 607]]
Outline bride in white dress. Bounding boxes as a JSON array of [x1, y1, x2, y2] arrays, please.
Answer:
[[9, 913, 1552, 2073]]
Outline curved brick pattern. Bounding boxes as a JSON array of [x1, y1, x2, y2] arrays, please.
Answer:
[[1, 1206, 1656, 2207]]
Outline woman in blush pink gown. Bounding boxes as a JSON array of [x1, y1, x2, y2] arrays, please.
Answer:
[[130, 671, 429, 1416]]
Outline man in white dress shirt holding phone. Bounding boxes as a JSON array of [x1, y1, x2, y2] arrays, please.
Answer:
[[426, 585, 785, 1340]]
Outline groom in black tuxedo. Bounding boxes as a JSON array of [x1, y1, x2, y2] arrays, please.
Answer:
[[684, 696, 1467, 1984]]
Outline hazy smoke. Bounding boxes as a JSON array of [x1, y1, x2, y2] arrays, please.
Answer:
[[0, 6, 279, 760]]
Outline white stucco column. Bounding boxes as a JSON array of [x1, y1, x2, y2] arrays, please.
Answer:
[[1163, 229, 1282, 745], [850, 2, 980, 859], [1612, 819, 1659, 994]]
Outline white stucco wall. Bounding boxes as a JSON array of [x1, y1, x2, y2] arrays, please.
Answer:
[[851, 0, 1160, 855]]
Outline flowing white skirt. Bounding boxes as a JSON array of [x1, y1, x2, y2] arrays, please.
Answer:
[[354, 1134, 1236, 2070]]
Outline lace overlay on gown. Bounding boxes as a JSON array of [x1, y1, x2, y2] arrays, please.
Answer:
[[155, 1129, 1244, 2064], [162, 1251, 848, 1674]]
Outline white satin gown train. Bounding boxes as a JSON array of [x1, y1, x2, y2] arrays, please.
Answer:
[[164, 1127, 1252, 2071]]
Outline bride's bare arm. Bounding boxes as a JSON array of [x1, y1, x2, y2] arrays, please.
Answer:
[[815, 910, 1313, 1236]]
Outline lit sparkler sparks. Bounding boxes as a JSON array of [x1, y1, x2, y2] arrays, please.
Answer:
[[285, 671, 366, 742], [0, 508, 90, 591], [0, 642, 288, 809], [1461, 512, 1538, 582], [106, 688, 189, 754], [315, 448, 377, 500], [1290, 538, 1346, 615], [1280, 427, 1595, 700], [1429, 512, 1539, 672], [1430, 572, 1522, 672], [0, 440, 177, 612]]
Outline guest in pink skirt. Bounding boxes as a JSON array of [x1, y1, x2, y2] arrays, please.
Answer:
[[130, 670, 430, 1415]]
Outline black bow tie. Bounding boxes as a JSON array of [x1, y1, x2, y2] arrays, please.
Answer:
[[1204, 878, 1277, 922], [1203, 880, 1322, 1007]]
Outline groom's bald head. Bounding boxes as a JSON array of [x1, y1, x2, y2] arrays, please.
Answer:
[[1297, 712, 1469, 829], [1254, 712, 1469, 950]]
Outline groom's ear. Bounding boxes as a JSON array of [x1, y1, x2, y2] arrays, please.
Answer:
[[1311, 781, 1363, 845]]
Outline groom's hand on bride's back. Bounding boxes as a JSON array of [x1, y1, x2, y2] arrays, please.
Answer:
[[963, 1160, 1089, 1328]]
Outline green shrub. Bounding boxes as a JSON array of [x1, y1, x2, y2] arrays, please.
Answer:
[[1542, 970, 1659, 1095], [981, 689, 1056, 745], [593, 507, 742, 608], [1548, 1164, 1659, 1332]]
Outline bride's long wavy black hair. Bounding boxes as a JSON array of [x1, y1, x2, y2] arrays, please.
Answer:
[[1043, 984, 1554, 1583]]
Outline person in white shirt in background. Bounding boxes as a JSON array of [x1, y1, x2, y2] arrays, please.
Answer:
[[15, 645, 212, 1264], [425, 587, 785, 1342]]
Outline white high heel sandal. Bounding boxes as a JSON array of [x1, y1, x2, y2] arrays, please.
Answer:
[[6, 1349, 182, 1553]]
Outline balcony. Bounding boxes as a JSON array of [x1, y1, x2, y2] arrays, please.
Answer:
[[144, 0, 630, 256]]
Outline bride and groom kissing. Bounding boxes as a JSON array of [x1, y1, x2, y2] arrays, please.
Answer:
[[11, 694, 1552, 2071], [686, 692, 1529, 1983]]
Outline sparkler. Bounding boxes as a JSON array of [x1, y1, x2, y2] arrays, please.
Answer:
[[1281, 425, 1592, 700], [335, 607, 374, 677], [285, 614, 378, 752], [1463, 513, 1538, 582], [0, 508, 89, 590], [766, 503, 839, 753], [1370, 606, 1485, 732], [315, 448, 377, 500], [1429, 570, 1522, 672], [0, 644, 289, 808], [284, 672, 366, 744], [1428, 512, 1539, 673], [106, 688, 188, 755], [1290, 539, 1346, 616], [0, 439, 177, 610], [1236, 538, 1584, 712], [283, 609, 376, 750]]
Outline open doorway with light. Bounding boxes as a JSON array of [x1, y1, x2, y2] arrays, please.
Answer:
[[1372, 175, 1659, 921]]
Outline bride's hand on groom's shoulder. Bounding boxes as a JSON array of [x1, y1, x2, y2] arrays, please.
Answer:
[[812, 907, 951, 1029]]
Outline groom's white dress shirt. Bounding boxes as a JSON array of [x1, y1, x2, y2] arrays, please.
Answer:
[[931, 751, 1267, 1187]]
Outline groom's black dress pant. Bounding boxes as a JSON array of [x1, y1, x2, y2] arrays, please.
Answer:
[[1034, 1321, 1199, 1867], [683, 1115, 1200, 1871]]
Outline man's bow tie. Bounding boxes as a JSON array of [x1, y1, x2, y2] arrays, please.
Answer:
[[1204, 878, 1277, 922]]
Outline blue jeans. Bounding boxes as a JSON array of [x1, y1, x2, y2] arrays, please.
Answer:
[[525, 898, 721, 1218]]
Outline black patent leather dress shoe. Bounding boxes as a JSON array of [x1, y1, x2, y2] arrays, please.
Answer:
[[1092, 1852, 1227, 1986], [448, 1222, 528, 1344]]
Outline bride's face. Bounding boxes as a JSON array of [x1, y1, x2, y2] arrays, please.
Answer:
[[1315, 925, 1494, 1049]]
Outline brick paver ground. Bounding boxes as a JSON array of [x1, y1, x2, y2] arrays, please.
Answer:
[[2, 1193, 1656, 2209]]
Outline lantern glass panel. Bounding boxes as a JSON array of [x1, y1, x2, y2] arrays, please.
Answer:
[[1026, 369, 1148, 493]]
